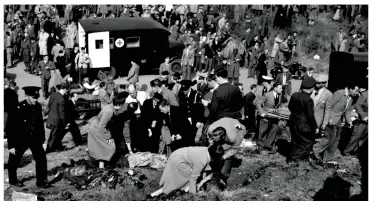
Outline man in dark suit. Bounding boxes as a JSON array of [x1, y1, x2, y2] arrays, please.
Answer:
[[288, 77, 318, 163], [343, 90, 368, 156], [7, 86, 50, 188], [178, 80, 204, 138], [159, 100, 193, 152], [38, 55, 55, 98], [254, 83, 284, 152], [274, 66, 292, 101], [64, 92, 83, 146], [209, 70, 243, 123], [46, 83, 69, 153], [243, 84, 257, 135], [142, 93, 164, 153]]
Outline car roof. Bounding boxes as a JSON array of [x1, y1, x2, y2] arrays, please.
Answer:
[[79, 18, 170, 34]]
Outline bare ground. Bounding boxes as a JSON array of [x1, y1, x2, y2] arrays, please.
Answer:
[[3, 124, 363, 201]]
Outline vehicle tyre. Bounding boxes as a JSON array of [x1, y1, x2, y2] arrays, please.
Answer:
[[170, 59, 182, 74]]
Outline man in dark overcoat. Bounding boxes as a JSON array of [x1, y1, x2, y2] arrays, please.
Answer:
[[288, 77, 318, 163]]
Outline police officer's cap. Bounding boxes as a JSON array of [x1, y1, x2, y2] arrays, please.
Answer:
[[23, 86, 41, 98], [180, 80, 197, 90]]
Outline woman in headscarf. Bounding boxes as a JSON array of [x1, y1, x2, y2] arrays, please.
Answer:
[[88, 97, 126, 169], [150, 144, 225, 197]]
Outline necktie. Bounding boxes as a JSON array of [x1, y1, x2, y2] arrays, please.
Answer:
[[275, 95, 279, 106], [314, 90, 319, 96]]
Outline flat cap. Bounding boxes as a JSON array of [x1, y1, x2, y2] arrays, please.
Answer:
[[313, 73, 329, 83], [301, 76, 316, 89], [262, 75, 274, 81]]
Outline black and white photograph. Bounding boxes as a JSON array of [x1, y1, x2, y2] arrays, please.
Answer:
[[1, 2, 369, 201]]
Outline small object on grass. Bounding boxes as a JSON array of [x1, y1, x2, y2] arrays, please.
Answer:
[[12, 191, 38, 201], [128, 170, 134, 176]]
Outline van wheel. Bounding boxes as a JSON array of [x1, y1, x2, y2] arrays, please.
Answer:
[[171, 60, 182, 74]]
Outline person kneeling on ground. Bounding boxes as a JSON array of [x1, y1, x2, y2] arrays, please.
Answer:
[[87, 97, 126, 169], [207, 117, 246, 180], [150, 144, 224, 197]]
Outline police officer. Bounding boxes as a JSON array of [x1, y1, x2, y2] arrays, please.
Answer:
[[178, 80, 204, 138], [7, 86, 50, 188]]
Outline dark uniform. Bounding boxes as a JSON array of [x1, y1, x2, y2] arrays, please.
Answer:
[[178, 80, 204, 138], [7, 86, 49, 188]]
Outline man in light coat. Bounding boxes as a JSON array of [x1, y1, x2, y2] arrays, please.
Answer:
[[127, 61, 140, 84], [181, 43, 195, 80], [311, 73, 333, 160]]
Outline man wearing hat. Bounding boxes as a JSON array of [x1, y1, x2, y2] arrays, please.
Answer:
[[312, 84, 358, 164], [261, 75, 274, 96], [287, 77, 318, 164], [178, 80, 204, 137], [7, 86, 50, 188]]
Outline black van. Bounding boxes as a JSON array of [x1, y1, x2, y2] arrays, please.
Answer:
[[78, 18, 184, 77]]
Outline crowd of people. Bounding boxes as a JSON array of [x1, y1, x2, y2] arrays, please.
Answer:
[[3, 4, 368, 198], [4, 5, 368, 93]]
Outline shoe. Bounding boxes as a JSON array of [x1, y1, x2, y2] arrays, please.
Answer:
[[36, 181, 51, 188], [268, 146, 278, 154], [9, 181, 25, 187]]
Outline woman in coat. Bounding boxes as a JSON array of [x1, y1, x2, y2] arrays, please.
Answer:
[[88, 98, 125, 169], [271, 34, 283, 58], [38, 28, 49, 56], [150, 144, 224, 197], [65, 22, 77, 49]]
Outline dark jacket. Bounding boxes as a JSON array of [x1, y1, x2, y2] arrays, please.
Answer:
[[209, 82, 243, 122], [65, 99, 78, 123], [178, 89, 204, 124], [8, 100, 45, 149], [38, 60, 55, 80], [288, 91, 318, 133], [46, 91, 67, 127], [164, 106, 194, 150], [4, 88, 19, 138]]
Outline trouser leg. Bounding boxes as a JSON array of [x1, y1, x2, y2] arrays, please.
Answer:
[[343, 122, 364, 155], [221, 157, 233, 179], [29, 143, 48, 184], [8, 146, 28, 183], [69, 121, 82, 146], [47, 125, 66, 150], [323, 125, 339, 161]]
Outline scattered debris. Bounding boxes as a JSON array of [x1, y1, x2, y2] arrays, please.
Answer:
[[61, 191, 73, 200], [12, 191, 38, 201]]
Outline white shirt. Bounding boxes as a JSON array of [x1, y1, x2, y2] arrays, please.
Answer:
[[273, 91, 278, 99], [282, 73, 287, 86], [125, 91, 148, 106]]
